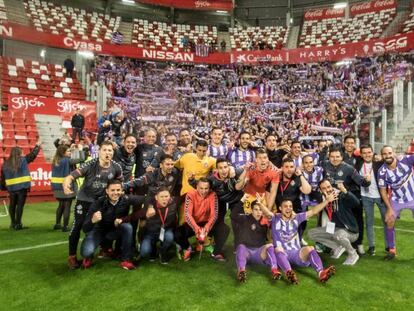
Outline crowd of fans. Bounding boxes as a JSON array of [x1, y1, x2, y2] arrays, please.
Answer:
[[1, 52, 414, 284], [91, 53, 413, 149]]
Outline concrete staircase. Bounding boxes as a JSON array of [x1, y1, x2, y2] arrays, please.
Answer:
[[118, 21, 132, 44], [381, 10, 410, 38], [34, 114, 66, 161], [388, 109, 414, 153], [217, 31, 231, 52], [4, 0, 30, 26], [287, 25, 300, 49]]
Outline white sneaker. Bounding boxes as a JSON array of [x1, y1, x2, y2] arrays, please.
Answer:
[[301, 238, 308, 246], [331, 246, 346, 259], [343, 253, 360, 266], [357, 244, 365, 255]]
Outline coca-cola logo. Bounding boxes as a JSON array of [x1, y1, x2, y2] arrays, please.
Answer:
[[305, 9, 324, 19], [11, 96, 45, 110], [351, 2, 372, 13], [374, 0, 395, 8], [194, 1, 211, 8], [326, 8, 344, 16], [57, 100, 85, 113], [373, 36, 408, 53]]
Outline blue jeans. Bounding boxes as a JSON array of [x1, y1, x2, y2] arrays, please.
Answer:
[[81, 223, 133, 260], [140, 229, 174, 258], [361, 196, 387, 248]]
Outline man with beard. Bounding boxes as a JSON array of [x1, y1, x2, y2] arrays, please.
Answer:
[[276, 157, 311, 242], [259, 196, 337, 284], [308, 179, 360, 265], [160, 132, 183, 161], [265, 134, 288, 168], [178, 128, 193, 154], [321, 146, 370, 255], [125, 154, 181, 202], [227, 131, 255, 170], [355, 144, 388, 256], [113, 134, 137, 184], [208, 127, 229, 159], [378, 146, 414, 260]]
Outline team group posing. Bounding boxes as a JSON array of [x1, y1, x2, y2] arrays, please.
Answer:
[[2, 127, 414, 284]]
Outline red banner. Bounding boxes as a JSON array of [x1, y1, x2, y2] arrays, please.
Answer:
[[7, 95, 96, 120], [230, 32, 414, 64], [0, 21, 413, 66], [304, 8, 345, 21], [0, 22, 230, 65], [137, 0, 233, 11], [350, 0, 396, 16]]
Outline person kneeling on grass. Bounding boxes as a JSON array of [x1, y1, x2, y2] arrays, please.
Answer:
[[258, 195, 337, 284], [308, 180, 361, 266], [80, 180, 145, 270], [232, 200, 281, 283], [174, 178, 230, 262], [140, 187, 178, 264]]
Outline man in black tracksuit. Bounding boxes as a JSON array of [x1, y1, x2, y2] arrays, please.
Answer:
[[80, 180, 145, 270], [321, 146, 370, 254], [63, 141, 123, 269], [134, 128, 163, 178], [140, 188, 178, 263], [71, 108, 85, 143]]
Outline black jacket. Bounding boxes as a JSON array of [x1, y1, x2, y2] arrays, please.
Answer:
[[82, 195, 145, 232], [113, 147, 136, 182], [329, 192, 360, 234], [134, 144, 163, 177], [321, 161, 370, 194], [143, 200, 177, 233], [71, 114, 85, 129], [125, 167, 181, 198]]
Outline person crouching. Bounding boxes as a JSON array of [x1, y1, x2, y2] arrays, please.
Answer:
[[80, 180, 144, 270]]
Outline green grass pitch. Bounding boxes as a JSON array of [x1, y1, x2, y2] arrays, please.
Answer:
[[0, 202, 413, 311]]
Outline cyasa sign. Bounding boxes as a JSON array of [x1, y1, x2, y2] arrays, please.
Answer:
[[63, 37, 102, 52]]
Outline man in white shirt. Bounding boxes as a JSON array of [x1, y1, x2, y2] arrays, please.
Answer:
[[355, 145, 388, 256]]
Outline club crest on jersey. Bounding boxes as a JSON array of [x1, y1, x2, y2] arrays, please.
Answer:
[[108, 173, 114, 179], [291, 180, 295, 186], [76, 205, 83, 214], [203, 162, 208, 168], [338, 170, 343, 176], [251, 224, 256, 231], [168, 176, 174, 182]]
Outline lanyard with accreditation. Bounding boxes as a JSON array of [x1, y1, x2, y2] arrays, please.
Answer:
[[158, 207, 169, 242]]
